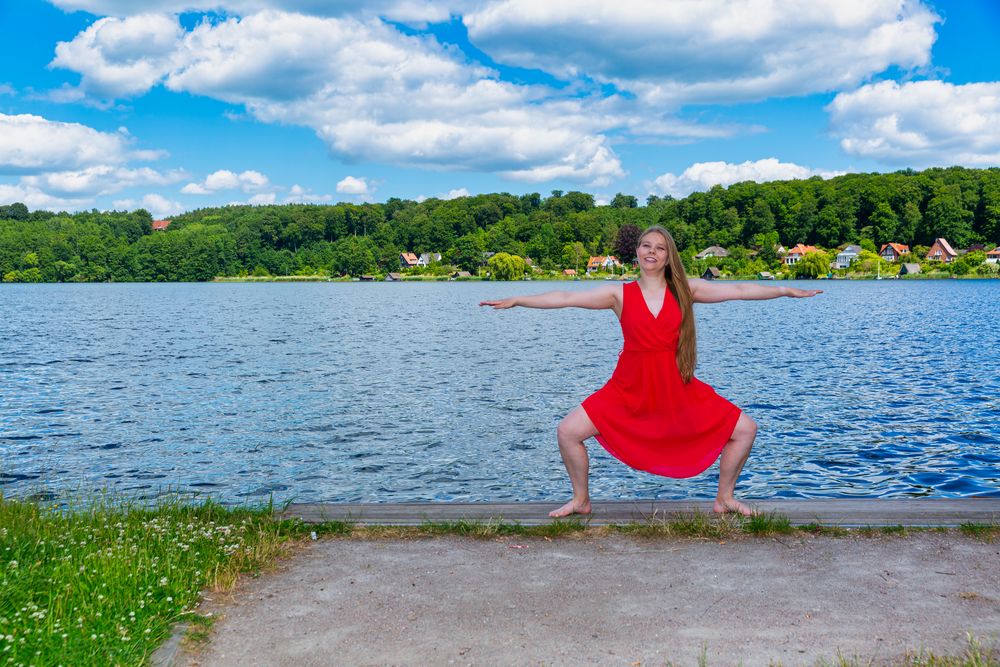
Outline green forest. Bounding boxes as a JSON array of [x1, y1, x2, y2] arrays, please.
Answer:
[[2, 166, 999, 282]]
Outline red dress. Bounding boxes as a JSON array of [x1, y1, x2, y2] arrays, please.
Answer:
[[581, 281, 742, 478]]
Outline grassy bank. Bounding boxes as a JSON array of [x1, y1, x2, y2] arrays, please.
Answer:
[[2, 496, 997, 665], [0, 494, 309, 666]]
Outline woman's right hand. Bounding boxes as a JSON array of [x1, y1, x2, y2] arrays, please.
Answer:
[[479, 298, 517, 309]]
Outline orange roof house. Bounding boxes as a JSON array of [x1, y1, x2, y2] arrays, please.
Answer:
[[879, 243, 910, 261], [399, 252, 419, 268], [151, 219, 171, 231], [783, 244, 819, 265], [985, 246, 1000, 263], [586, 255, 621, 273], [926, 238, 957, 262]]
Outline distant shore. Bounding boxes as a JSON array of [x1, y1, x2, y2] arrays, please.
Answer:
[[210, 273, 998, 282]]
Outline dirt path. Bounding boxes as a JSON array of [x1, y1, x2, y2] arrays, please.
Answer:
[[182, 533, 999, 666]]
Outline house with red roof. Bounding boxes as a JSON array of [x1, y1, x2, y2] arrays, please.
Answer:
[[986, 247, 1000, 264], [926, 238, 957, 263], [151, 219, 171, 231], [783, 244, 819, 265], [879, 242, 909, 262], [399, 252, 419, 268], [586, 255, 621, 273]]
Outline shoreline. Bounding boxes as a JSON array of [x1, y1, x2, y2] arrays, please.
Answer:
[[207, 273, 998, 282]]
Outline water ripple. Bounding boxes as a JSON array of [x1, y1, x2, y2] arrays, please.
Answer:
[[1, 281, 998, 503]]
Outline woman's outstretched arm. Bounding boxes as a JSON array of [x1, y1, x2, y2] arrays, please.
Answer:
[[480, 285, 619, 310], [689, 278, 822, 303]]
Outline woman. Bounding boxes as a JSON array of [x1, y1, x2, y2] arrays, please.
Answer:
[[480, 225, 821, 518]]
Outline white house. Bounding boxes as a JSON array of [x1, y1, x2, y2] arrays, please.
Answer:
[[835, 245, 862, 269], [784, 244, 819, 265], [417, 252, 442, 266]]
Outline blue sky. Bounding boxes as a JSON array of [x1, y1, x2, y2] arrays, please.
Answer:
[[1, 0, 999, 218]]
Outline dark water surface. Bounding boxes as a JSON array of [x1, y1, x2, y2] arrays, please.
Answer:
[[1, 281, 998, 502]]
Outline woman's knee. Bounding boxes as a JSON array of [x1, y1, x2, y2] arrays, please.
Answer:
[[736, 413, 758, 440], [557, 407, 596, 443]]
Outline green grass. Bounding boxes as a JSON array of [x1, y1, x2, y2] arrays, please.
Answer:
[[958, 522, 1000, 541], [0, 492, 311, 666], [815, 634, 998, 666]]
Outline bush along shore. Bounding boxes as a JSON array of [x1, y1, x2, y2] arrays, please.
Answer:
[[2, 166, 999, 283], [2, 494, 999, 665]]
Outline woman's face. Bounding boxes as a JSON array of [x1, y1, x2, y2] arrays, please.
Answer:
[[637, 232, 669, 273]]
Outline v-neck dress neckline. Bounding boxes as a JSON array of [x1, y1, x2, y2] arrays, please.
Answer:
[[635, 281, 668, 319]]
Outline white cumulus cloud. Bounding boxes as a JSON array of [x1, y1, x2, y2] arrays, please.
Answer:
[[247, 192, 277, 205], [465, 0, 939, 105], [0, 183, 90, 211], [0, 113, 145, 173], [51, 14, 184, 98], [182, 169, 271, 194], [110, 193, 184, 217], [335, 176, 371, 195], [51, 10, 625, 184], [442, 187, 469, 199], [138, 193, 184, 218], [285, 184, 332, 203], [828, 80, 1000, 167], [651, 159, 844, 198], [21, 165, 186, 196], [47, 0, 465, 23]]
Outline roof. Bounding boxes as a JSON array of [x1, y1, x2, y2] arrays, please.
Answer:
[[880, 242, 910, 255], [987, 247, 1000, 257], [400, 252, 419, 264], [901, 263, 921, 273], [787, 244, 819, 256], [930, 238, 957, 256], [587, 255, 620, 267], [702, 267, 721, 277], [151, 219, 171, 230], [839, 245, 862, 254], [562, 269, 576, 275], [695, 245, 729, 258]]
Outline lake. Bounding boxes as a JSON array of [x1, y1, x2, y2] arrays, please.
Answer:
[[1, 280, 998, 503]]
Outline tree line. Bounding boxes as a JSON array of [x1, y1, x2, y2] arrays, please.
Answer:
[[1, 166, 998, 282]]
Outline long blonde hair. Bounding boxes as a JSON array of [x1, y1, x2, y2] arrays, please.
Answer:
[[638, 225, 696, 383]]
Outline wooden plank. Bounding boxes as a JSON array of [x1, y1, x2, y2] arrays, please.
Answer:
[[281, 499, 1000, 527]]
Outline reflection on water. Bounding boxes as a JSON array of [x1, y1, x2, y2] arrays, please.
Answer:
[[1, 280, 998, 502]]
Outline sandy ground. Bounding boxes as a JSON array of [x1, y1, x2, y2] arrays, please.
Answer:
[[180, 533, 1000, 666]]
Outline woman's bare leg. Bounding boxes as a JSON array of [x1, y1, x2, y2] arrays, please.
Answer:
[[713, 412, 758, 516], [549, 406, 599, 518]]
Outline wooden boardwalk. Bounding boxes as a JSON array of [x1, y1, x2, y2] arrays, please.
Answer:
[[283, 498, 1000, 527]]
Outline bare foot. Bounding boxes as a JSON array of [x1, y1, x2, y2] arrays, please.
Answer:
[[548, 499, 592, 518], [713, 498, 756, 516]]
